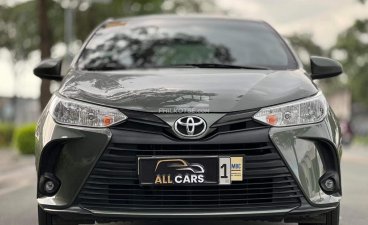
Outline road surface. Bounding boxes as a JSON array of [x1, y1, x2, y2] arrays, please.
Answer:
[[0, 145, 367, 225]]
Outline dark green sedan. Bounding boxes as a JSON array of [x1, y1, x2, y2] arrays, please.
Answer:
[[34, 15, 342, 225]]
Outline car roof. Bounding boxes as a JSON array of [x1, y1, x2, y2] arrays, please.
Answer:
[[106, 14, 266, 25]]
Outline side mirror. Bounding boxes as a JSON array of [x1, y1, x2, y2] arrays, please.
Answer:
[[34, 59, 63, 81], [310, 56, 343, 80]]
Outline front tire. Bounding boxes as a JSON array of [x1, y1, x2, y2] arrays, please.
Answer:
[[299, 206, 340, 225]]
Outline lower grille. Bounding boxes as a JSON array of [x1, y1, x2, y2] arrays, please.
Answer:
[[77, 129, 302, 211]]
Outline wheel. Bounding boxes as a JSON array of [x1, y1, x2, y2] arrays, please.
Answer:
[[299, 206, 340, 225], [38, 206, 79, 225]]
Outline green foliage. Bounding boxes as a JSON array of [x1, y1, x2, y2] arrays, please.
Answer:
[[287, 33, 347, 96], [162, 0, 216, 13], [14, 123, 36, 155], [0, 123, 15, 147], [74, 0, 163, 41], [332, 19, 368, 106], [0, 0, 215, 60], [287, 33, 324, 70], [0, 1, 64, 60], [354, 135, 368, 145], [74, 0, 216, 42]]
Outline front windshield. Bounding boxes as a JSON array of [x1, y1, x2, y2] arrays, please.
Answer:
[[76, 18, 298, 71]]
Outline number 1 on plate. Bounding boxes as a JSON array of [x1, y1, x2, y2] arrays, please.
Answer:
[[219, 157, 231, 185]]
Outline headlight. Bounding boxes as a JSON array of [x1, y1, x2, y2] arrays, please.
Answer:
[[49, 95, 127, 128], [253, 92, 328, 127]]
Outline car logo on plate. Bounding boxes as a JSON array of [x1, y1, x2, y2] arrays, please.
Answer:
[[154, 159, 206, 184], [155, 159, 205, 174], [174, 116, 207, 137]]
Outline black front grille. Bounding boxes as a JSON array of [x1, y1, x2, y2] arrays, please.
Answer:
[[77, 129, 302, 211], [113, 109, 269, 138]]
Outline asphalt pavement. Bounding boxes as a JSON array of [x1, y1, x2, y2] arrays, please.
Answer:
[[0, 145, 367, 225]]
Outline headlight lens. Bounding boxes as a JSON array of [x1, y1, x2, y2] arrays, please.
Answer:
[[253, 92, 328, 127], [49, 95, 127, 127]]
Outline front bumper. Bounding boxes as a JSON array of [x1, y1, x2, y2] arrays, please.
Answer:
[[42, 201, 337, 224], [35, 108, 341, 221]]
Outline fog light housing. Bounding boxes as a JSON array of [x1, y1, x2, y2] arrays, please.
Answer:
[[319, 171, 340, 195], [39, 173, 60, 196]]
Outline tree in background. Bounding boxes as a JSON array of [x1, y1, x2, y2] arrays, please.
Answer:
[[0, 0, 215, 111], [332, 19, 368, 106], [0, 1, 64, 110], [66, 0, 216, 42], [37, 0, 53, 109], [287, 33, 324, 70], [287, 33, 350, 96]]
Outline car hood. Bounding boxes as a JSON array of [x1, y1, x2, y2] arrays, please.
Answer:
[[59, 69, 318, 113]]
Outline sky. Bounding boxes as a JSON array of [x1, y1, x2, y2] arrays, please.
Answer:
[[0, 0, 367, 98], [216, 0, 368, 47]]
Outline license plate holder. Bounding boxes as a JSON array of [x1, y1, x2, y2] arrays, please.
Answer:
[[138, 156, 243, 186]]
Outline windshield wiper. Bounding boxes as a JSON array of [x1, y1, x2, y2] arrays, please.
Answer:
[[83, 63, 270, 71], [84, 64, 127, 71], [169, 63, 270, 70]]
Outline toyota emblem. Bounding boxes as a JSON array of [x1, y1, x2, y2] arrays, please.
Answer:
[[174, 116, 207, 137]]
